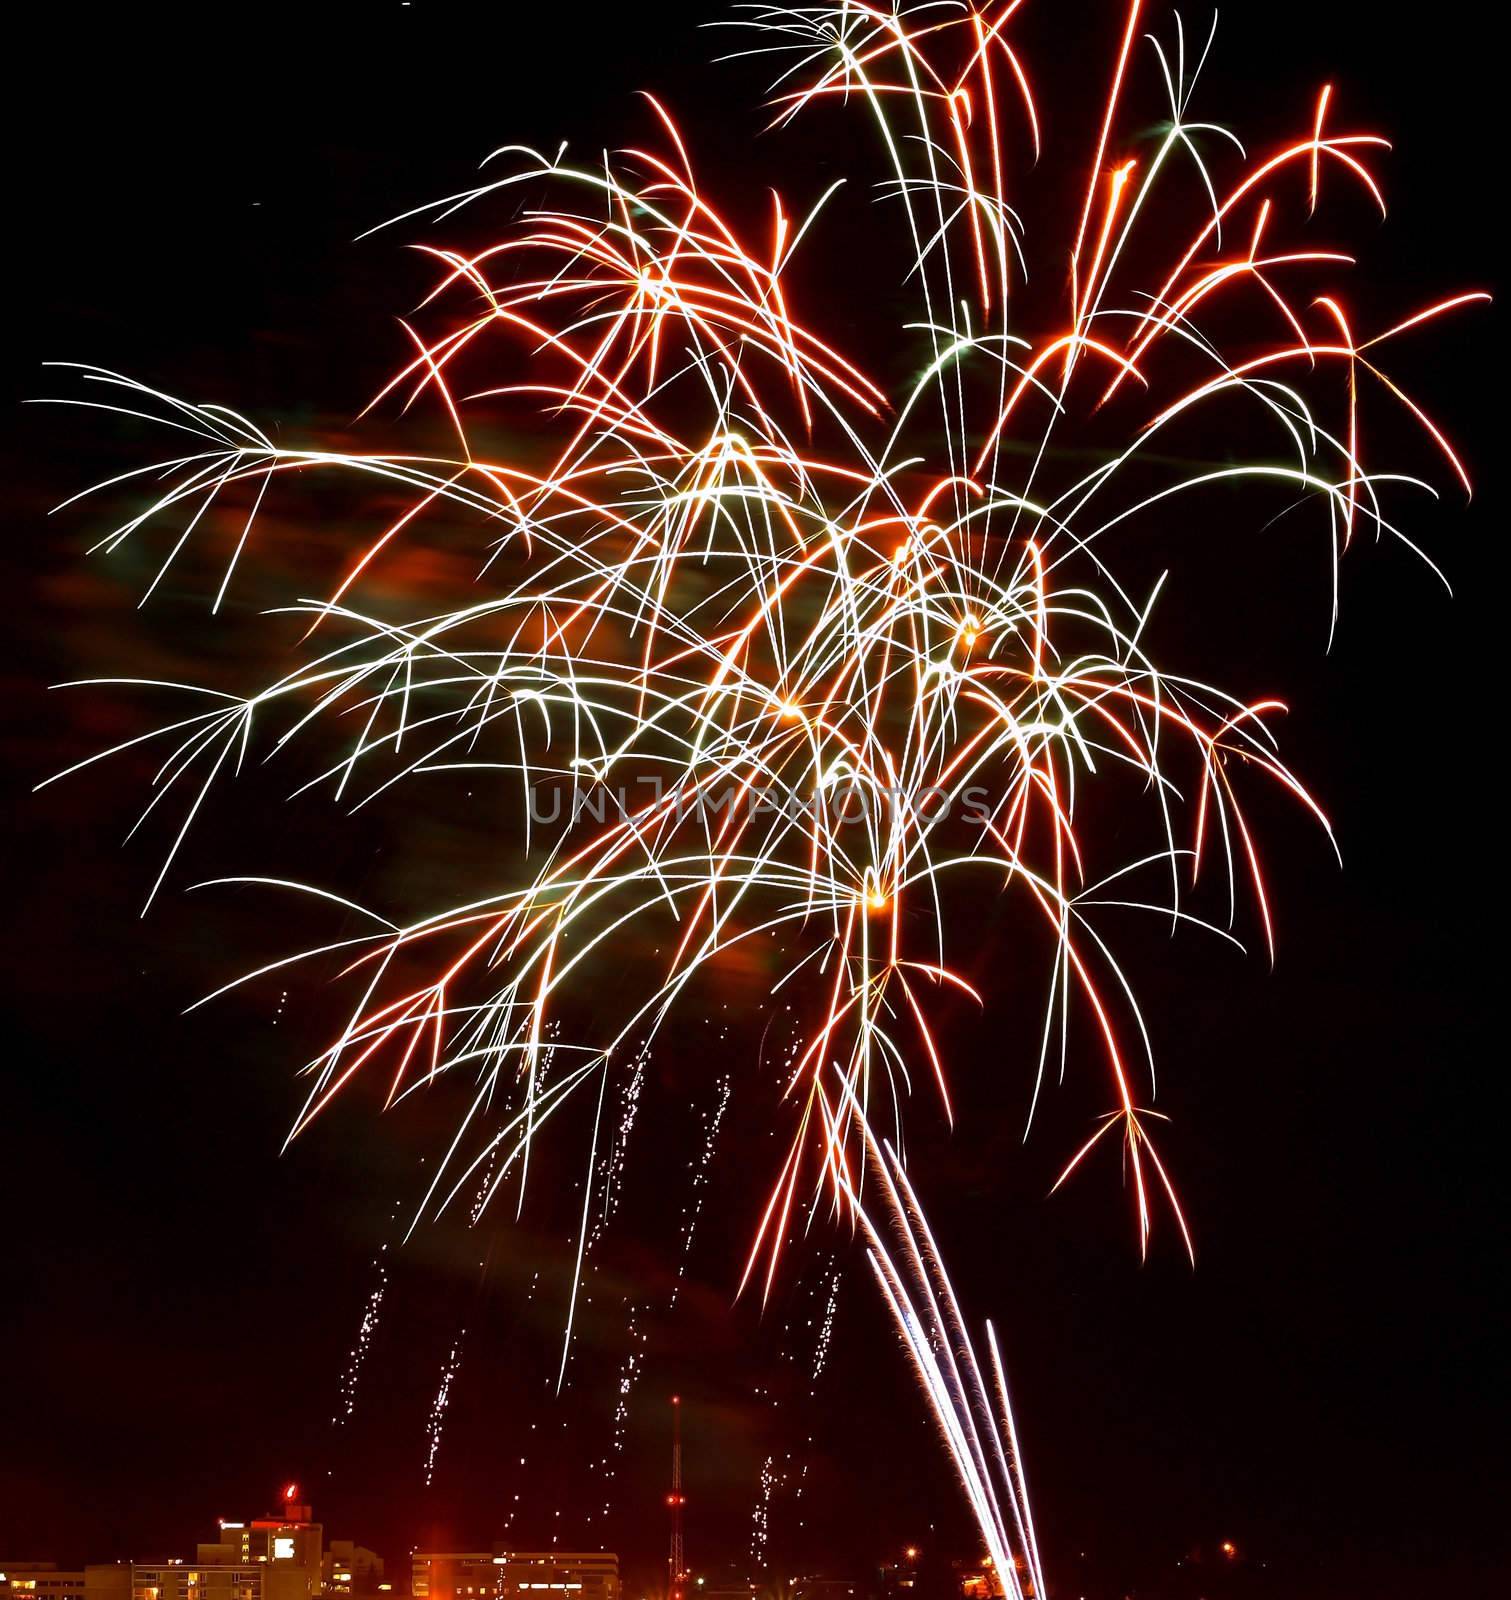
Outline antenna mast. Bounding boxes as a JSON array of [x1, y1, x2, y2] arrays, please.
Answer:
[[668, 1395, 686, 1600]]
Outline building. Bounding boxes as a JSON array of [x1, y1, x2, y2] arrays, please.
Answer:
[[4, 1493, 374, 1600], [83, 1487, 343, 1600], [3, 1564, 128, 1600], [950, 1562, 1006, 1600], [2, 1566, 129, 1600], [2, 1565, 86, 1600], [320, 1546, 384, 1598], [192, 1487, 322, 1600], [127, 1564, 263, 1600], [411, 1553, 619, 1600]]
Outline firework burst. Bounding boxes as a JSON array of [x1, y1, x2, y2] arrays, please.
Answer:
[[41, 0, 1482, 1560]]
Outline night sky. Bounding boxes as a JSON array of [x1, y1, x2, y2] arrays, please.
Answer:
[[3, 4, 1503, 1597]]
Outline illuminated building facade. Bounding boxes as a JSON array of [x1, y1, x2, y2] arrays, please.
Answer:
[[193, 1490, 321, 1600], [1, 1565, 86, 1600], [3, 1494, 372, 1600], [128, 1565, 263, 1600], [411, 1553, 619, 1600], [2, 1564, 126, 1600]]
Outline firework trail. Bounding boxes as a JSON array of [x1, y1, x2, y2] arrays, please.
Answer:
[[823, 1101, 1043, 1597], [810, 1262, 840, 1387], [332, 1251, 388, 1428], [749, 1256, 840, 1558], [793, 1260, 842, 1524], [671, 1068, 732, 1307], [590, 1042, 649, 1252], [40, 0, 1483, 1562], [592, 1295, 648, 1523], [752, 1453, 780, 1569], [422, 1329, 467, 1486]]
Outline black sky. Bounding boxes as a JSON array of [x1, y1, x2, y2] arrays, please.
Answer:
[[2, 4, 1503, 1597]]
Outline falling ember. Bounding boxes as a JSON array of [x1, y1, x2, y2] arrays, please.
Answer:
[[40, 0, 1483, 1567], [591, 1043, 649, 1254], [811, 1267, 840, 1387], [607, 1299, 646, 1472], [751, 1454, 780, 1570], [422, 1332, 466, 1487], [671, 1071, 732, 1308], [332, 1254, 388, 1428]]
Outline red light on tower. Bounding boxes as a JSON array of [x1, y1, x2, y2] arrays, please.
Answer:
[[283, 1484, 298, 1504]]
